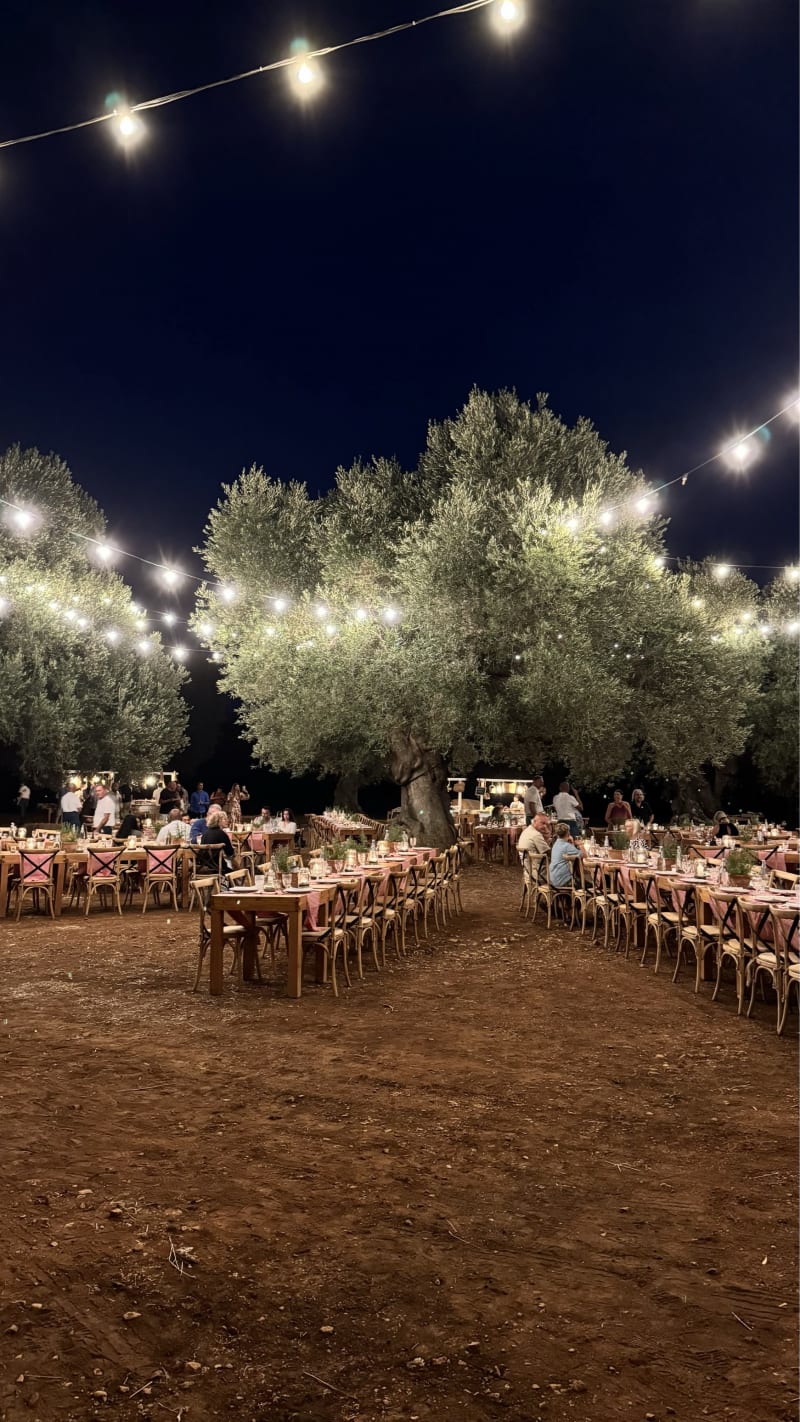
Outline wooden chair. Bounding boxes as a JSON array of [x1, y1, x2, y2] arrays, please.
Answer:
[[10, 849, 57, 920], [703, 889, 749, 1014], [301, 882, 352, 996], [519, 850, 540, 918], [572, 854, 597, 935], [141, 846, 179, 913], [670, 881, 717, 992], [775, 907, 800, 1035], [748, 904, 799, 1031], [617, 866, 649, 958], [589, 862, 618, 947], [536, 857, 575, 929], [640, 874, 679, 973], [84, 848, 123, 916], [192, 878, 252, 991]]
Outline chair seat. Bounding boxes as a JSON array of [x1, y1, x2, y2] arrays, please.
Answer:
[[788, 964, 800, 981], [222, 924, 246, 940]]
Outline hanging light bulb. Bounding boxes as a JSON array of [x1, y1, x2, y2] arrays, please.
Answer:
[[315, 604, 328, 619], [198, 621, 214, 638], [161, 567, 182, 589], [95, 541, 115, 563], [162, 612, 176, 626], [563, 516, 579, 534], [325, 623, 337, 637], [137, 638, 152, 654], [786, 621, 800, 634], [264, 624, 276, 637], [113, 108, 145, 147], [354, 608, 368, 622], [11, 507, 35, 532], [172, 645, 187, 660], [383, 606, 399, 623], [218, 584, 237, 603], [713, 563, 731, 580], [758, 623, 771, 636], [273, 596, 288, 613], [105, 628, 120, 643], [492, 0, 525, 32], [635, 497, 652, 516], [599, 509, 614, 528], [691, 596, 704, 610], [289, 43, 323, 98], [724, 436, 760, 471], [786, 566, 800, 583]]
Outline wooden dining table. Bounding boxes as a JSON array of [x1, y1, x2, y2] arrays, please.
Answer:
[[474, 824, 523, 866], [208, 883, 338, 997]]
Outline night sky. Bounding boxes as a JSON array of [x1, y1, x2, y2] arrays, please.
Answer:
[[1, 0, 797, 790]]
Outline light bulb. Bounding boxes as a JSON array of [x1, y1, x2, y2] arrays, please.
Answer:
[[652, 555, 665, 570], [758, 624, 771, 636], [162, 568, 181, 589], [95, 542, 114, 563], [137, 639, 152, 654], [599, 510, 613, 528], [383, 606, 399, 623], [64, 608, 77, 622], [218, 584, 237, 603], [564, 517, 579, 533], [325, 623, 337, 636], [172, 645, 187, 660], [114, 110, 144, 146], [691, 597, 704, 610], [105, 628, 120, 643], [0, 598, 7, 615], [290, 55, 322, 97], [273, 597, 288, 613], [493, 0, 525, 31], [163, 612, 176, 626], [198, 621, 214, 638], [12, 508, 34, 531], [635, 497, 651, 515], [740, 610, 752, 623], [264, 625, 276, 637], [713, 563, 731, 580], [787, 621, 799, 634], [354, 608, 368, 622], [724, 436, 759, 471], [315, 604, 328, 619], [786, 567, 800, 583]]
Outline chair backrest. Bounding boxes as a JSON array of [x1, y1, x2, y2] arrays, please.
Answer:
[[146, 847, 177, 877], [87, 848, 122, 879], [520, 849, 541, 885], [19, 849, 57, 885], [194, 875, 218, 940], [774, 870, 798, 890], [225, 868, 249, 887], [770, 906, 799, 965]]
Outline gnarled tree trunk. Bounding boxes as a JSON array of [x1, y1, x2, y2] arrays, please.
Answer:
[[333, 772, 362, 814], [390, 731, 456, 849]]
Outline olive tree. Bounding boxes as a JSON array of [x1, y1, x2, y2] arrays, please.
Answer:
[[194, 390, 779, 845], [0, 445, 189, 782]]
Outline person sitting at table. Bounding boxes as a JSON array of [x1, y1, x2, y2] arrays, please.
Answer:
[[712, 811, 737, 840], [604, 789, 632, 828], [199, 808, 236, 873], [625, 818, 650, 851], [157, 807, 192, 844], [549, 822, 584, 888], [517, 815, 550, 870], [278, 807, 298, 837], [189, 810, 209, 844], [114, 812, 142, 841]]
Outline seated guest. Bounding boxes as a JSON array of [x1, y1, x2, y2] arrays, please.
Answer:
[[199, 809, 235, 873], [604, 789, 632, 828], [279, 807, 298, 836], [549, 822, 584, 887], [114, 812, 142, 841], [190, 811, 209, 844], [712, 811, 737, 840], [156, 808, 192, 844], [517, 815, 550, 873], [625, 818, 650, 850]]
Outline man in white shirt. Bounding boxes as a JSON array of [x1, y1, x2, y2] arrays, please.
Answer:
[[93, 785, 118, 836], [523, 777, 545, 820], [156, 808, 192, 844], [518, 814, 551, 887], [17, 784, 31, 821], [60, 786, 82, 830], [552, 781, 584, 837]]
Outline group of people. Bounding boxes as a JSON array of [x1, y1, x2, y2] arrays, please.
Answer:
[[152, 779, 250, 829]]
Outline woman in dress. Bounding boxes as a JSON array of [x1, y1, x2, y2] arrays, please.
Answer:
[[225, 783, 243, 828]]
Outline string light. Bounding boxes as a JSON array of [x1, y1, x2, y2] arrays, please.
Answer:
[[315, 604, 329, 619], [383, 607, 399, 622], [493, 0, 525, 31], [354, 608, 368, 622], [325, 623, 337, 637], [0, 0, 501, 155], [272, 597, 288, 613], [786, 566, 800, 583], [161, 568, 182, 589], [198, 620, 214, 637], [162, 612, 176, 626], [713, 564, 731, 580], [218, 584, 237, 603], [95, 542, 115, 563], [172, 645, 188, 660], [105, 628, 120, 643], [724, 436, 760, 471], [599, 509, 614, 528], [137, 639, 152, 654], [787, 621, 800, 635]]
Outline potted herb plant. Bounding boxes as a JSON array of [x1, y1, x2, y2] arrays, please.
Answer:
[[725, 847, 756, 887], [609, 830, 630, 859]]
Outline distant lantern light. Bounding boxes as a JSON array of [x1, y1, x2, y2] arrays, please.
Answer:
[[713, 563, 731, 580], [740, 610, 753, 623], [787, 621, 800, 634], [564, 516, 579, 533], [218, 584, 237, 604], [513, 653, 522, 662], [64, 608, 77, 622], [315, 604, 328, 619], [598, 544, 607, 554], [264, 624, 276, 637], [135, 619, 148, 631], [383, 606, 399, 623], [212, 650, 222, 662], [77, 616, 89, 629], [325, 623, 337, 637], [758, 623, 771, 636], [493, 0, 525, 31], [691, 596, 704, 609], [49, 600, 60, 611], [652, 555, 665, 570], [354, 608, 368, 622]]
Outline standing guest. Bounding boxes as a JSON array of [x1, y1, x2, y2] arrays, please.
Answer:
[[156, 808, 191, 844], [225, 783, 244, 828], [604, 789, 632, 828], [174, 777, 189, 815], [158, 777, 181, 816], [60, 784, 82, 831], [630, 788, 654, 826], [523, 776, 545, 820], [549, 822, 584, 887], [17, 782, 31, 821], [93, 784, 118, 837], [190, 781, 210, 818], [552, 781, 584, 838], [82, 783, 97, 820], [210, 787, 227, 808]]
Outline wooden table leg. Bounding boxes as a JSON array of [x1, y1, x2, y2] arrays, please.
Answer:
[[286, 902, 303, 998], [242, 913, 259, 981], [54, 857, 66, 917], [209, 906, 225, 995], [180, 850, 191, 909], [0, 858, 11, 918]]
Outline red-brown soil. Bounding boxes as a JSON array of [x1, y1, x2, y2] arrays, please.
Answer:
[[0, 863, 796, 1422]]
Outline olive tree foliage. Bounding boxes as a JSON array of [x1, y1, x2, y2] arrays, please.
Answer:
[[195, 389, 780, 844], [747, 578, 800, 800], [0, 446, 189, 783]]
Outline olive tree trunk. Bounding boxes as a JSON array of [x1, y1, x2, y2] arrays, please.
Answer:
[[390, 732, 456, 849], [333, 772, 362, 814]]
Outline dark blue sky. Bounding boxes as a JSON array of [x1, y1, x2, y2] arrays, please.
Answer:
[[1, 0, 797, 586]]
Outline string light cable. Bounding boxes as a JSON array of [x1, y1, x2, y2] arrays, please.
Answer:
[[0, 0, 512, 153]]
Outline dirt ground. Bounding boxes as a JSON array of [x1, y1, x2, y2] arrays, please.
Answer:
[[0, 862, 797, 1422]]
